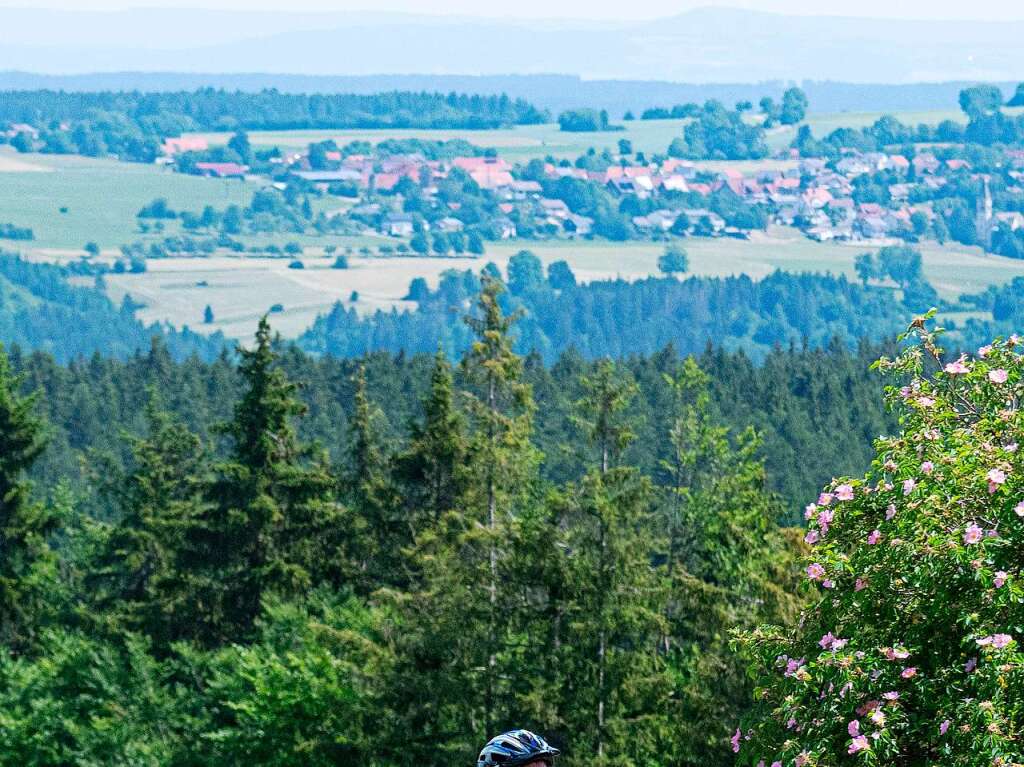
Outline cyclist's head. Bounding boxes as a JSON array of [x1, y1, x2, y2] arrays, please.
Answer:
[[477, 730, 560, 767]]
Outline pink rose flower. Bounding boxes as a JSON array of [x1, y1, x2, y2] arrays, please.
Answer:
[[835, 483, 854, 501], [731, 728, 741, 753], [978, 344, 992, 358], [867, 529, 882, 545], [940, 720, 950, 735], [848, 735, 869, 754], [886, 504, 897, 520], [855, 577, 867, 591], [847, 719, 860, 737], [1015, 501, 1024, 517], [804, 530, 819, 545], [944, 357, 970, 374], [807, 563, 825, 580], [995, 571, 1008, 588], [964, 523, 984, 544], [989, 368, 1009, 384], [901, 667, 917, 678], [903, 478, 916, 495], [988, 468, 1007, 493], [921, 460, 934, 474]]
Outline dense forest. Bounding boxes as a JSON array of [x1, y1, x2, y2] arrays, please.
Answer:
[[299, 259, 914, 363], [0, 280, 816, 765]]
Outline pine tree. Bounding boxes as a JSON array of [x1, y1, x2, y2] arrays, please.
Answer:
[[0, 344, 59, 653], [380, 281, 539, 764], [181, 317, 342, 646], [87, 396, 208, 648], [460, 275, 539, 735], [393, 349, 467, 530], [658, 357, 802, 765], [562, 359, 668, 764], [342, 365, 400, 592]]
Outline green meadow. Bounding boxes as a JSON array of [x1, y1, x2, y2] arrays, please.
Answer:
[[190, 107, 1000, 163], [0, 148, 253, 251]]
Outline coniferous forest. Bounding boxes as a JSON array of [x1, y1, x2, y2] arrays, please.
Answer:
[[0, 274, 883, 766]]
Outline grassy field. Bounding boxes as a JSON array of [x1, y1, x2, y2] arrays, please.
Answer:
[[86, 226, 1024, 343], [0, 148, 254, 250], [191, 107, 998, 164]]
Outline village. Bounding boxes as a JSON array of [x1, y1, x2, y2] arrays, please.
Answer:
[[154, 130, 1024, 252]]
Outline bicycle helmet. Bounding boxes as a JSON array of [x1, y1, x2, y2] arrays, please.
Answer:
[[477, 729, 560, 767]]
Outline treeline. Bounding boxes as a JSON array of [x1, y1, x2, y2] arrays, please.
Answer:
[[0, 251, 223, 362], [0, 223, 33, 241], [0, 89, 549, 162], [1, 279, 892, 764], [299, 256, 913, 363], [13, 317, 893, 516]]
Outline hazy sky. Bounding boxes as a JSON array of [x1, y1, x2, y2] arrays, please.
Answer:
[[6, 0, 1024, 21]]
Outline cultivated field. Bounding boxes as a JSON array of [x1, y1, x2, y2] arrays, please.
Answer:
[[190, 107, 995, 163], [89, 226, 1024, 342]]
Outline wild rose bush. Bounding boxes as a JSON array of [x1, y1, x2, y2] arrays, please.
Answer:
[[735, 319, 1024, 766]]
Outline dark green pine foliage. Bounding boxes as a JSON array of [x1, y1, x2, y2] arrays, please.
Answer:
[[382, 280, 539, 765], [393, 349, 468, 530], [0, 344, 58, 653], [181, 318, 342, 646], [658, 357, 802, 765], [342, 365, 402, 592], [86, 397, 208, 649], [560, 359, 671, 766]]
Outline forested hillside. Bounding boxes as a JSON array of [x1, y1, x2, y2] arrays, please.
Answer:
[[0, 280, 806, 765], [0, 252, 224, 362], [300, 261, 914, 363], [14, 325, 891, 516]]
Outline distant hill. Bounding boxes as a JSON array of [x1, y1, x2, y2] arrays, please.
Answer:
[[0, 6, 1022, 85]]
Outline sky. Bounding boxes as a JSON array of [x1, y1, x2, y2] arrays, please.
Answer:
[[4, 0, 1024, 20]]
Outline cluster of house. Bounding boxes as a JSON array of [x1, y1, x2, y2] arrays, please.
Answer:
[[285, 152, 744, 240], [156, 134, 1024, 246], [775, 150, 1024, 242]]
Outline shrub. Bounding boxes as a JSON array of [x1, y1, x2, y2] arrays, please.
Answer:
[[735, 317, 1024, 766]]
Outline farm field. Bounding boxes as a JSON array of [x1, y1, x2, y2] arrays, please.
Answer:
[[190, 107, 995, 163], [0, 147, 255, 250], [91, 226, 1024, 342]]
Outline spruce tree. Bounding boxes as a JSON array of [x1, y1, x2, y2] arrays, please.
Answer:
[[0, 344, 57, 653], [460, 275, 539, 734], [342, 365, 400, 592], [659, 357, 801, 765], [87, 397, 208, 648], [181, 317, 342, 646], [393, 349, 467, 530], [561, 358, 669, 765]]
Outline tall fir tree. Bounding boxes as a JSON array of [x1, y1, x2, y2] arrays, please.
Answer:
[[86, 396, 208, 649], [658, 357, 802, 765], [393, 349, 468, 535], [342, 364, 401, 592], [559, 358, 671, 766], [459, 275, 539, 734], [0, 344, 58, 653], [180, 318, 343, 646]]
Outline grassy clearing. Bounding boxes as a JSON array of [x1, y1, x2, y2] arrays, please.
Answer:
[[190, 107, 1001, 163], [91, 227, 1024, 342], [0, 148, 254, 250]]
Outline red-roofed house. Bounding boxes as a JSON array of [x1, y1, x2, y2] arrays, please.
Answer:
[[194, 162, 247, 178], [162, 136, 209, 156]]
